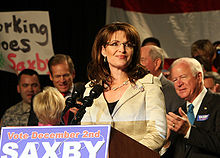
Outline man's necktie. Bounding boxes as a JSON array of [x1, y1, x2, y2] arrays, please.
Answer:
[[61, 91, 71, 125], [187, 104, 195, 125]]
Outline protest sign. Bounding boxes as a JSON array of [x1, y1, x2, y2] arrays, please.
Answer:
[[0, 11, 54, 74]]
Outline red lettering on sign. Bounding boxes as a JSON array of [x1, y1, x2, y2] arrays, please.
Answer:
[[7, 52, 50, 74]]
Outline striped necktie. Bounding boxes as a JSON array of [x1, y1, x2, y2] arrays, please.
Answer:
[[187, 104, 195, 125]]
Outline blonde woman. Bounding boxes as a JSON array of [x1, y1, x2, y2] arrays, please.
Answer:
[[33, 86, 65, 126]]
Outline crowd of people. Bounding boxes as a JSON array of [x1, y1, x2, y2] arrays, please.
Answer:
[[1, 22, 220, 157]]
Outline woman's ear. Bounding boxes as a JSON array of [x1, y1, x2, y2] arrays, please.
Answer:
[[101, 46, 106, 56]]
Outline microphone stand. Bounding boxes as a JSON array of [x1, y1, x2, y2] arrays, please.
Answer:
[[60, 82, 86, 125], [69, 96, 93, 125], [60, 97, 79, 125], [66, 84, 103, 125]]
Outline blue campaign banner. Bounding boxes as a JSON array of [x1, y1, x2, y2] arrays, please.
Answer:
[[0, 125, 111, 158]]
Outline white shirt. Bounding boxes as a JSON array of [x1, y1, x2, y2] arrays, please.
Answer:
[[187, 87, 207, 117], [158, 73, 163, 80], [65, 84, 74, 99], [185, 87, 207, 138]]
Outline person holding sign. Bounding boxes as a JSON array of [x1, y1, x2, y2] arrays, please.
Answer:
[[33, 86, 65, 126], [81, 22, 167, 152], [1, 69, 41, 127]]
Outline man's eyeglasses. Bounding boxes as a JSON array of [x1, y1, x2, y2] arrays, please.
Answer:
[[105, 41, 135, 50]]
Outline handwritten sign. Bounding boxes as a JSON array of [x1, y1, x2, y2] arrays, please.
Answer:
[[0, 11, 54, 75], [0, 125, 111, 158]]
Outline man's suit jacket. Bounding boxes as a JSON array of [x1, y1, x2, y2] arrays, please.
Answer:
[[160, 75, 185, 113], [163, 90, 220, 158]]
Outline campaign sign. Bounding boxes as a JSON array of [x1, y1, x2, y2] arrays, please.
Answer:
[[0, 11, 54, 75], [0, 125, 111, 158]]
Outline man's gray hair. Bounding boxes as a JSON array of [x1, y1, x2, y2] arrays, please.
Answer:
[[171, 57, 204, 79], [148, 45, 168, 70]]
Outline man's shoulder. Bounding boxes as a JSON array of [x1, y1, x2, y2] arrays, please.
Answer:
[[160, 75, 174, 86], [205, 91, 220, 106], [1, 101, 30, 127], [205, 90, 220, 101], [160, 76, 176, 93], [3, 101, 24, 114]]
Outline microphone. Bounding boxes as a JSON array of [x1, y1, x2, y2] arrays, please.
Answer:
[[60, 82, 85, 125], [65, 82, 86, 109], [72, 84, 103, 124], [81, 84, 103, 108]]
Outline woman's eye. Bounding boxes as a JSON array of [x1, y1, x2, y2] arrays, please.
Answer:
[[111, 43, 118, 46]]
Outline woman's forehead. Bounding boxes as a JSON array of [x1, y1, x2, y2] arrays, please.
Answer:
[[109, 30, 127, 41]]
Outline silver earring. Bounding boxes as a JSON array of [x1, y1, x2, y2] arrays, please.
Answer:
[[104, 56, 107, 62]]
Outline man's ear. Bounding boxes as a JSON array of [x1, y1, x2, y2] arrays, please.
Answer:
[[197, 72, 203, 83], [154, 58, 162, 71], [49, 72, 53, 81], [17, 84, 20, 94], [72, 71, 76, 80]]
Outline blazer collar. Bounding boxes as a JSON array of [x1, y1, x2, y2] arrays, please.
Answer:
[[195, 90, 212, 117], [112, 83, 142, 116]]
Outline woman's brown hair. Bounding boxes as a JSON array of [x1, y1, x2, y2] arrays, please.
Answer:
[[87, 22, 148, 87]]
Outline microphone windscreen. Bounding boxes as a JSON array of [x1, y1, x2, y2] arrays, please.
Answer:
[[72, 82, 86, 98], [89, 84, 103, 99]]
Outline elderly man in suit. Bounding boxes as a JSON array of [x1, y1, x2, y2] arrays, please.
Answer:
[[163, 57, 220, 158], [140, 45, 185, 113]]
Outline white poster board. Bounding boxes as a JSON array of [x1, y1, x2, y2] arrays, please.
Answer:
[[0, 11, 54, 75]]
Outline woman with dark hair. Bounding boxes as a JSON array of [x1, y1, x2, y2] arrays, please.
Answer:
[[191, 39, 217, 72], [213, 41, 220, 73], [81, 22, 166, 151]]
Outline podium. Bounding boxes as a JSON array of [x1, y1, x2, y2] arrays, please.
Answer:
[[109, 127, 160, 158], [0, 125, 160, 157]]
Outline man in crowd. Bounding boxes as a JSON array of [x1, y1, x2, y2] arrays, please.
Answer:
[[48, 54, 78, 125], [140, 45, 185, 112], [28, 54, 82, 125], [1, 69, 41, 127], [204, 71, 220, 93], [163, 57, 220, 158]]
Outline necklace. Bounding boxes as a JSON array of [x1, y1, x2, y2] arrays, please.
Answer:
[[111, 79, 129, 91]]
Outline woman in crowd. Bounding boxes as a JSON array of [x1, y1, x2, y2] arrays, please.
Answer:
[[33, 86, 65, 126]]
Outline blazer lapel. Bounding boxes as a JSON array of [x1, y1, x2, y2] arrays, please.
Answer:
[[184, 90, 211, 157], [181, 103, 187, 113], [111, 83, 142, 116], [194, 90, 212, 126], [96, 93, 113, 121]]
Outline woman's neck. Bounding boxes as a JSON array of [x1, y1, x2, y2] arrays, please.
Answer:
[[110, 68, 128, 83]]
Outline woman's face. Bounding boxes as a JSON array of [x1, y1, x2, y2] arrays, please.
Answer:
[[102, 30, 134, 71]]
